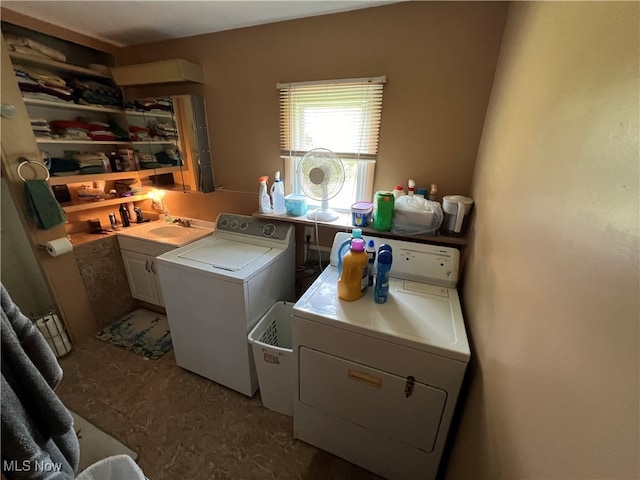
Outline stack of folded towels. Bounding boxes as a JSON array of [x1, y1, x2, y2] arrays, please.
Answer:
[[30, 118, 51, 138], [128, 125, 151, 142], [4, 33, 67, 61], [15, 66, 74, 104], [68, 78, 123, 107], [127, 98, 172, 114], [70, 152, 109, 174], [147, 120, 178, 140]]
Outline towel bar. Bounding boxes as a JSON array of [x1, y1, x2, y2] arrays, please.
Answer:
[[17, 157, 50, 182]]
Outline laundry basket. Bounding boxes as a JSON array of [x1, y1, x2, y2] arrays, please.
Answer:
[[248, 301, 293, 416], [75, 454, 146, 480]]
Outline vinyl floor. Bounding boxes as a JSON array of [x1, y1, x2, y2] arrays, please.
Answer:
[[56, 337, 382, 480]]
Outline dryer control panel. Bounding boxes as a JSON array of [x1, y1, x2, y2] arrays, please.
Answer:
[[215, 214, 291, 241], [330, 232, 460, 288]]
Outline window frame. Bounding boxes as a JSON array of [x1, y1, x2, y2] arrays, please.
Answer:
[[278, 76, 385, 211]]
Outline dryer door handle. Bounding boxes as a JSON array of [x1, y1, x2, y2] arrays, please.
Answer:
[[348, 369, 383, 389]]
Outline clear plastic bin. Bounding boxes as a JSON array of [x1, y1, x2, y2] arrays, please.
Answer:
[[248, 301, 293, 416]]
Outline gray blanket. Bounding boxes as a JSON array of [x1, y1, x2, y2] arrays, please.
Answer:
[[1, 284, 79, 479]]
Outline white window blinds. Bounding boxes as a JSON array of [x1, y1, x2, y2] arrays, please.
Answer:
[[278, 76, 386, 162]]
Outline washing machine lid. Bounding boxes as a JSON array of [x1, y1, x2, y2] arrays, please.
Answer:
[[293, 266, 470, 362], [177, 238, 271, 271]]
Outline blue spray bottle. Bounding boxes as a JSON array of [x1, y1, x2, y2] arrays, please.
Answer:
[[374, 245, 392, 304]]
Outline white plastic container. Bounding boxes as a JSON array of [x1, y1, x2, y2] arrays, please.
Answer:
[[284, 194, 308, 216], [258, 176, 272, 214], [248, 301, 293, 416], [270, 171, 286, 215]]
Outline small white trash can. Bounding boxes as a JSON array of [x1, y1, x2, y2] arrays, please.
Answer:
[[248, 301, 293, 416]]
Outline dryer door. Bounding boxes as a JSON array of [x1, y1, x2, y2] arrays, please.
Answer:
[[298, 347, 446, 452]]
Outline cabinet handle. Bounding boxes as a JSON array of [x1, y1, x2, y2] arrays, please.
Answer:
[[150, 261, 156, 274], [145, 260, 150, 272], [347, 369, 383, 388]]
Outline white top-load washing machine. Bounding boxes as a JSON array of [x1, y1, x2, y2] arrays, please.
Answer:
[[156, 213, 294, 397], [292, 232, 469, 480]]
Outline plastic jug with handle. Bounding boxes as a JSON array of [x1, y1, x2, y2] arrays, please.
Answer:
[[338, 238, 368, 301], [441, 195, 474, 236], [337, 228, 362, 274], [270, 171, 286, 215]]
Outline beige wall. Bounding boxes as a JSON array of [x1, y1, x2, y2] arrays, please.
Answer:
[[116, 1, 508, 200], [447, 2, 640, 479]]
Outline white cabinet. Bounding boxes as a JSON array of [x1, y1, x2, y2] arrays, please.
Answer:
[[121, 250, 165, 306], [117, 235, 175, 307]]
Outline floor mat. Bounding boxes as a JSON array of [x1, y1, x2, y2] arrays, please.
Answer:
[[72, 411, 138, 473], [95, 308, 172, 359]]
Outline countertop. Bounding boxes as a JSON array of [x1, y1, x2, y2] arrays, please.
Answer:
[[69, 219, 215, 248]]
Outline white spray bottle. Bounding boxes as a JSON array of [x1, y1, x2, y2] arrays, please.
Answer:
[[258, 176, 272, 214]]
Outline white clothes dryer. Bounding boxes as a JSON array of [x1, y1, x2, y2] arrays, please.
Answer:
[[292, 232, 470, 480], [156, 213, 294, 396]]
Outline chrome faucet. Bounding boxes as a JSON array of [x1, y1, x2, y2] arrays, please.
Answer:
[[173, 218, 191, 227]]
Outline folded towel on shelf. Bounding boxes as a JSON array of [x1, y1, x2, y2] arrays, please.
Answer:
[[24, 180, 67, 230], [0, 283, 79, 479], [49, 157, 80, 174], [4, 33, 67, 62]]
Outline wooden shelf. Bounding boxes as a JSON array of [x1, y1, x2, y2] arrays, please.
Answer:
[[253, 211, 467, 247], [49, 167, 181, 186], [36, 139, 130, 145], [126, 109, 173, 119], [10, 52, 112, 79], [49, 171, 140, 186], [131, 140, 177, 145], [24, 98, 125, 114], [61, 194, 149, 213], [137, 166, 181, 178]]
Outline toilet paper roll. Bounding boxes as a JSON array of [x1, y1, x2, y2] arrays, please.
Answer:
[[35, 314, 72, 357], [44, 238, 73, 257]]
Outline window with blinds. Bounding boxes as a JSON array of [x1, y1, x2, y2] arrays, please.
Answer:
[[278, 76, 386, 210]]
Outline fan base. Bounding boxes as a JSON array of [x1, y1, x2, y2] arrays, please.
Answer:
[[307, 208, 339, 222]]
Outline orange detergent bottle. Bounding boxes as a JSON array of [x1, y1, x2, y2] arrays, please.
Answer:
[[338, 238, 369, 301]]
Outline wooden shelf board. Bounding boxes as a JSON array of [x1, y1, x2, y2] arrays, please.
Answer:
[[49, 171, 140, 185], [131, 140, 177, 145], [62, 193, 149, 213], [253, 211, 467, 247], [24, 98, 124, 114], [36, 139, 130, 145], [126, 109, 173, 119], [137, 166, 181, 178], [10, 52, 112, 79]]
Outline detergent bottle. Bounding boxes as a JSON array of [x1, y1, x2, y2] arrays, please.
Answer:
[[258, 176, 272, 214], [270, 171, 286, 215], [337, 228, 362, 274], [338, 238, 368, 301], [374, 247, 393, 304]]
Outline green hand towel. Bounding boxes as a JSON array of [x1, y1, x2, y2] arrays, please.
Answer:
[[24, 180, 67, 230]]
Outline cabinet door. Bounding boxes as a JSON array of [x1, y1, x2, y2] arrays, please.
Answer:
[[121, 250, 160, 305], [149, 259, 165, 307]]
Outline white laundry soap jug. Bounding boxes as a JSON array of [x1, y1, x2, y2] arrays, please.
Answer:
[[270, 171, 286, 215], [258, 176, 272, 214]]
